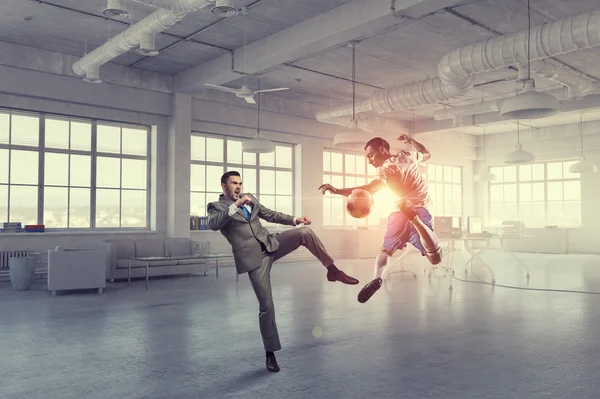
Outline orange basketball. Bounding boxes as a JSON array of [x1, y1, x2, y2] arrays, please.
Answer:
[[346, 189, 374, 219]]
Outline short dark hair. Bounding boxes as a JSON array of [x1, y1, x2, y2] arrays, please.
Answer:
[[221, 170, 241, 185], [364, 137, 390, 151]]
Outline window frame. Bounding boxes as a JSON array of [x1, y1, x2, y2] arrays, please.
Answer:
[[422, 163, 463, 217], [190, 131, 296, 227], [0, 108, 152, 231]]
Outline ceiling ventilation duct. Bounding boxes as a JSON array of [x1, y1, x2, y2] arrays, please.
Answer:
[[136, 35, 159, 56], [73, 0, 216, 82], [316, 10, 600, 127], [103, 0, 130, 19], [211, 0, 238, 17]]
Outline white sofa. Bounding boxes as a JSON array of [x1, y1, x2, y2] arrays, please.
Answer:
[[47, 248, 108, 296], [105, 238, 211, 282]]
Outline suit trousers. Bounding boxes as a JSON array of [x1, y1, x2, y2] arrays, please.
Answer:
[[247, 226, 334, 352]]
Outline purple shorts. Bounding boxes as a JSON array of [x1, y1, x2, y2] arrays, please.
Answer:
[[382, 207, 433, 255]]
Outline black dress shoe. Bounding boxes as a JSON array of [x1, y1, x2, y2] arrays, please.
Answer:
[[357, 277, 382, 303], [327, 270, 359, 285], [266, 355, 280, 372]]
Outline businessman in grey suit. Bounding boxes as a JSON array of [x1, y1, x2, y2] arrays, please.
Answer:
[[207, 171, 359, 372]]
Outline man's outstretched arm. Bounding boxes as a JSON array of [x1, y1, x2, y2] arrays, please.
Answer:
[[318, 179, 385, 197], [398, 134, 431, 162]]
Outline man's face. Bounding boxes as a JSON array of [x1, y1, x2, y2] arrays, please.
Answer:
[[222, 175, 242, 200], [365, 145, 388, 168]]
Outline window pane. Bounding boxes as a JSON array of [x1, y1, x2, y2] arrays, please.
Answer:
[[563, 181, 581, 201], [206, 137, 223, 162], [518, 202, 532, 221], [453, 184, 461, 202], [11, 113, 39, 147], [490, 167, 503, 182], [563, 201, 581, 226], [356, 156, 366, 175], [70, 155, 91, 187], [121, 127, 147, 156], [452, 167, 461, 183], [276, 171, 292, 195], [260, 151, 275, 167], [260, 194, 275, 211], [0, 149, 8, 184], [490, 185, 503, 202], [532, 182, 545, 201], [45, 118, 69, 149], [260, 170, 275, 195], [242, 168, 256, 194], [331, 197, 344, 225], [276, 195, 292, 215], [121, 190, 146, 227], [97, 157, 121, 188], [276, 146, 292, 168], [345, 176, 356, 188], [504, 184, 517, 201], [122, 159, 147, 190], [331, 175, 343, 188], [331, 152, 343, 173], [190, 192, 206, 217], [9, 185, 37, 225], [519, 165, 532, 181], [355, 176, 366, 186], [0, 113, 8, 144], [323, 152, 330, 173], [547, 201, 562, 226], [532, 163, 544, 180], [345, 154, 356, 174], [504, 166, 517, 182], [97, 124, 121, 154], [547, 182, 563, 201], [531, 201, 545, 226], [190, 164, 205, 192], [45, 152, 69, 186], [444, 166, 452, 182], [44, 187, 68, 228], [11, 150, 38, 185], [444, 185, 452, 202], [227, 140, 243, 164], [435, 165, 443, 181], [243, 151, 256, 165], [504, 202, 518, 221], [323, 196, 331, 225], [206, 165, 223, 192], [96, 189, 120, 228], [519, 183, 532, 202], [547, 162, 562, 180], [0, 185, 7, 221], [70, 121, 91, 151], [191, 136, 205, 161], [69, 188, 90, 228]]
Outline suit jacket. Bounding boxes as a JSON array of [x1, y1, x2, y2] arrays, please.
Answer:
[[206, 193, 296, 274]]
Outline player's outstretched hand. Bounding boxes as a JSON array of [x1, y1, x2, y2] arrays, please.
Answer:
[[295, 216, 312, 225], [318, 184, 338, 195]]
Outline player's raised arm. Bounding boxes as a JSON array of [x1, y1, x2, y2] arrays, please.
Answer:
[[318, 179, 385, 197]]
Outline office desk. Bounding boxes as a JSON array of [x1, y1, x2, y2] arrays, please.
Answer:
[[384, 235, 531, 290]]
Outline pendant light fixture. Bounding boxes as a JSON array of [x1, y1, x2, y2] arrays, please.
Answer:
[[474, 127, 497, 181], [500, 0, 560, 120], [505, 121, 535, 164], [569, 113, 597, 173], [332, 41, 365, 149]]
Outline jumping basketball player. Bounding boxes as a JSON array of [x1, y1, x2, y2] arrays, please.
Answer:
[[318, 134, 442, 303]]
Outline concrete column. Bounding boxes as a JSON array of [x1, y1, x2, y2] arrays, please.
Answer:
[[166, 93, 192, 238]]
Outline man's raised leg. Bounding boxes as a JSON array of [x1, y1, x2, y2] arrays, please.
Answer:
[[400, 201, 442, 265], [273, 227, 359, 285]]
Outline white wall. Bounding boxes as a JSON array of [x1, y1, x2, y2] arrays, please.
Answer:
[[474, 121, 600, 254], [0, 40, 476, 261]]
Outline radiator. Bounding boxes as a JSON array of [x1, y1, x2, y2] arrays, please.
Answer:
[[0, 250, 28, 268]]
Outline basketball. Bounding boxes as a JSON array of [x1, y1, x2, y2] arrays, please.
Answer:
[[346, 189, 374, 218]]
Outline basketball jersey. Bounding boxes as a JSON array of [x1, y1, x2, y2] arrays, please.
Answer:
[[373, 150, 429, 207]]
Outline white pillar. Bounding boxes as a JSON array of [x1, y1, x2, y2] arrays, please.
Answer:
[[166, 93, 191, 238]]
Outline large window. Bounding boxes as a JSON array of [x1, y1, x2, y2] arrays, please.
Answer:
[[0, 109, 151, 230], [422, 164, 462, 217], [190, 133, 295, 227], [321, 152, 462, 227], [488, 161, 581, 227]]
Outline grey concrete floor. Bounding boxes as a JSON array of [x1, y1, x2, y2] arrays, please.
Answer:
[[2, 250, 600, 399]]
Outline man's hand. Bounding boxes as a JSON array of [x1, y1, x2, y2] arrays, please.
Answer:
[[397, 134, 413, 143], [318, 184, 338, 195], [235, 195, 253, 207], [295, 216, 312, 225]]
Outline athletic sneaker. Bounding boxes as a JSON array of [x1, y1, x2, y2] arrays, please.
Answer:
[[357, 277, 382, 303]]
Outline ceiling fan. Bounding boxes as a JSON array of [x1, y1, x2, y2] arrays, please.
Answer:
[[204, 83, 289, 104], [204, 7, 289, 104]]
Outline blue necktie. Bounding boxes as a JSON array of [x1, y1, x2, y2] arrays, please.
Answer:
[[241, 206, 251, 220]]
